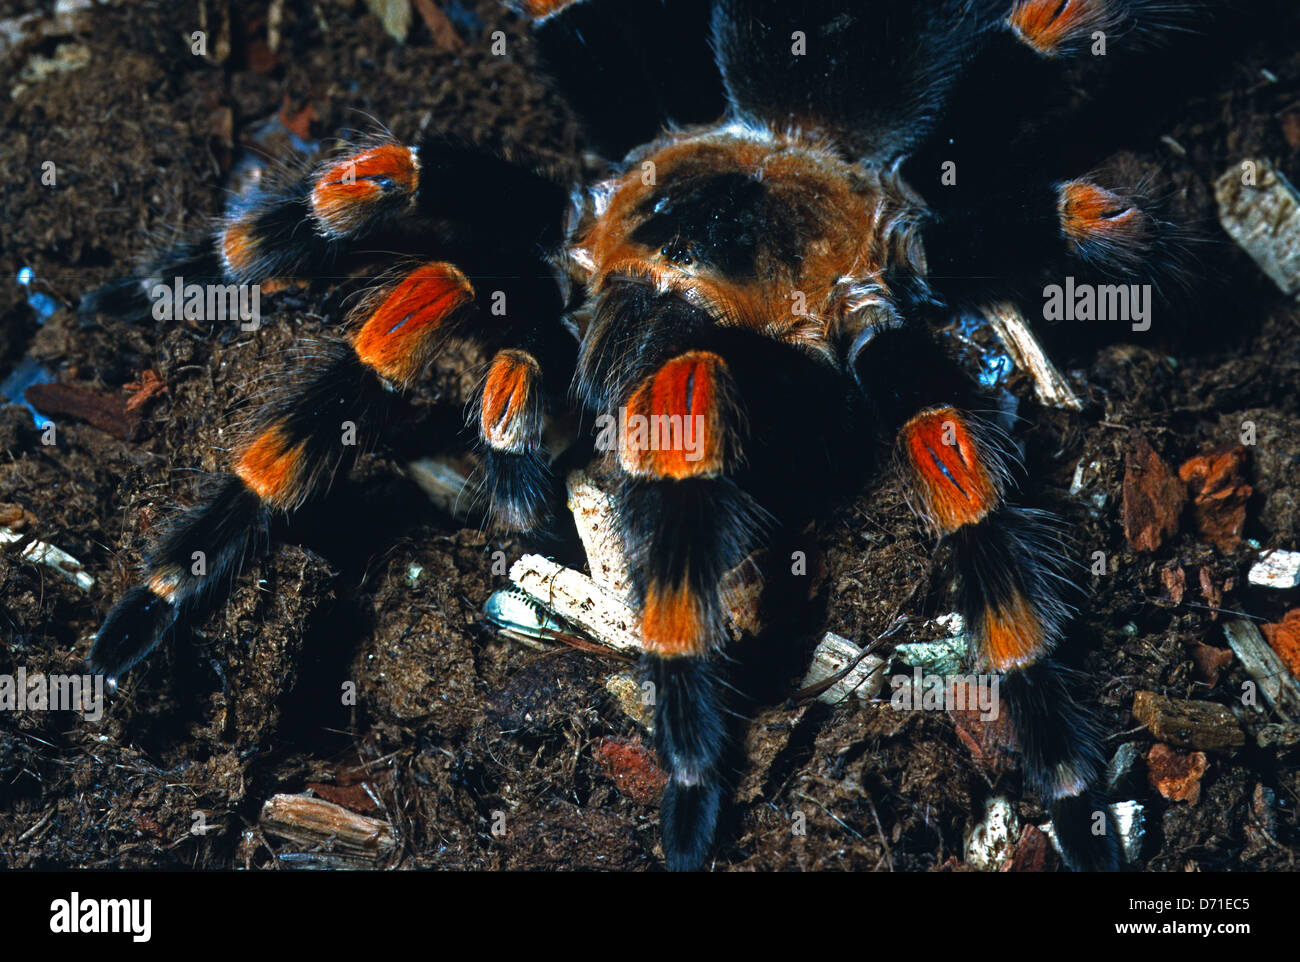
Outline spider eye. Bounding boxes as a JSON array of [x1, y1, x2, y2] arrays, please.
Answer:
[[661, 240, 696, 267]]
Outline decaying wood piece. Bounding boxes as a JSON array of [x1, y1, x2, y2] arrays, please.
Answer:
[[984, 302, 1083, 411], [0, 526, 94, 591], [801, 632, 886, 705], [1215, 160, 1300, 296], [507, 469, 765, 654], [509, 554, 644, 655], [1222, 618, 1300, 720], [566, 470, 631, 595], [258, 793, 396, 867], [1131, 691, 1245, 753]]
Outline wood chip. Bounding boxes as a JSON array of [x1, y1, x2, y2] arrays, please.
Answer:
[[593, 736, 666, 804], [966, 796, 1018, 871], [509, 554, 643, 655], [1261, 609, 1300, 681], [1222, 618, 1300, 719], [1248, 548, 1300, 589], [1215, 160, 1300, 296], [258, 793, 396, 868], [1190, 641, 1235, 686], [1002, 824, 1058, 872], [1177, 446, 1251, 553], [984, 302, 1083, 410], [1122, 434, 1187, 553], [25, 381, 142, 441], [800, 632, 885, 705], [1131, 691, 1244, 752], [1146, 743, 1210, 804], [0, 527, 94, 591], [413, 0, 464, 52], [604, 670, 653, 728], [566, 470, 630, 595]]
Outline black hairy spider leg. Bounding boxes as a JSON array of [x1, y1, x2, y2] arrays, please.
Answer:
[[519, 0, 726, 159], [80, 134, 572, 320], [474, 346, 556, 531], [853, 323, 1120, 871], [581, 312, 769, 869], [579, 283, 855, 868], [624, 474, 769, 871], [712, 0, 1006, 160], [921, 174, 1196, 307], [1006, 0, 1204, 59], [88, 262, 479, 681]]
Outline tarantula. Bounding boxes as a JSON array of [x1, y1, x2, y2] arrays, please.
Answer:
[[84, 0, 1204, 871]]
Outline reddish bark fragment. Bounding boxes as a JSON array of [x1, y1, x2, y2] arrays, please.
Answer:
[[1161, 565, 1186, 605], [1261, 609, 1300, 680], [1178, 446, 1252, 553], [124, 369, 167, 413], [1002, 824, 1058, 872], [306, 782, 381, 815], [414, 0, 465, 51], [1190, 642, 1234, 686], [26, 382, 142, 441], [1123, 435, 1186, 552], [1146, 743, 1209, 804], [949, 700, 1018, 776], [593, 737, 667, 804]]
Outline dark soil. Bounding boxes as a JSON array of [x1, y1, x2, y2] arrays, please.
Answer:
[[1, 0, 1298, 871]]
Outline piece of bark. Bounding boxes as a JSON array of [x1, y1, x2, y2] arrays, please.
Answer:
[[1178, 446, 1251, 553], [1146, 744, 1210, 804], [1161, 565, 1186, 604], [305, 782, 381, 816], [124, 369, 167, 413], [593, 737, 666, 804], [1248, 549, 1300, 589], [1002, 824, 1058, 872], [950, 701, 1018, 776], [801, 631, 885, 704], [1284, 111, 1300, 151], [509, 554, 643, 654], [1215, 161, 1300, 296], [984, 302, 1083, 411], [1190, 642, 1234, 687], [566, 470, 631, 596], [25, 382, 142, 441], [1123, 435, 1186, 552], [414, 0, 464, 51], [1222, 618, 1300, 718], [1198, 566, 1224, 617], [1131, 691, 1244, 752], [258, 793, 396, 867]]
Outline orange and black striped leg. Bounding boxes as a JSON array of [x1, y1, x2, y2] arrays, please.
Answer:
[[79, 141, 422, 319], [855, 324, 1117, 870], [81, 135, 569, 321], [896, 403, 1118, 871], [1056, 177, 1196, 298], [609, 350, 765, 871], [1056, 178, 1158, 272], [1007, 0, 1126, 57], [923, 174, 1191, 310], [474, 348, 553, 531], [88, 262, 475, 682], [1006, 0, 1196, 58]]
